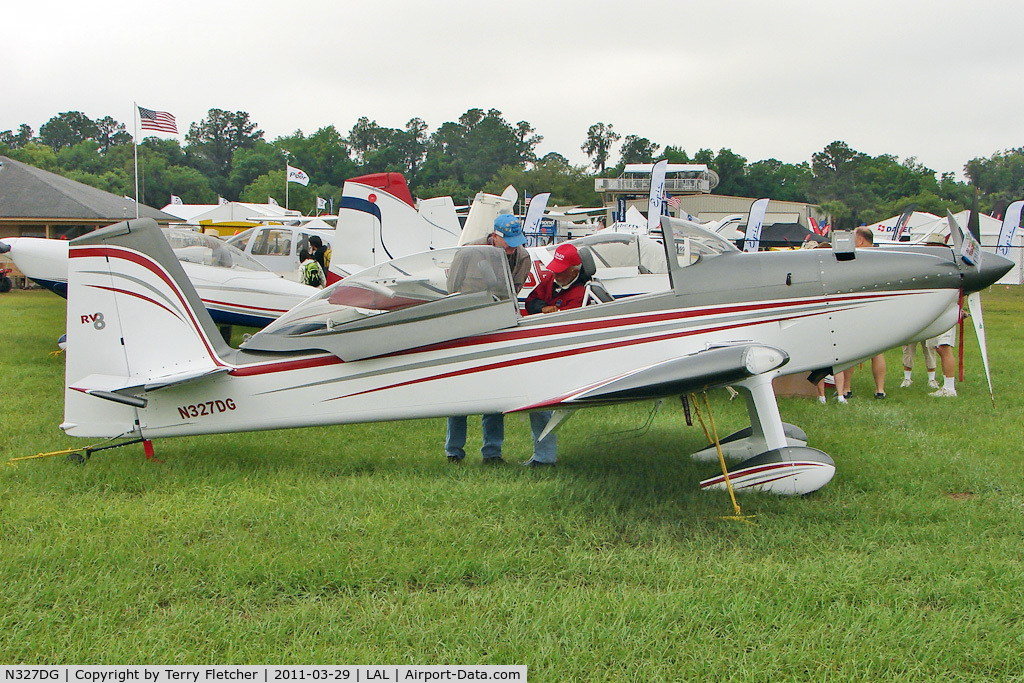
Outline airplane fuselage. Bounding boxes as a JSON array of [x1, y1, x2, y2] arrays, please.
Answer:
[[62, 241, 963, 440]]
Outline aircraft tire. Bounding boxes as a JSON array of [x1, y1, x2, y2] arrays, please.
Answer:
[[0, 276, 11, 293]]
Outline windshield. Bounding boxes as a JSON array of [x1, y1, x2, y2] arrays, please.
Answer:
[[248, 246, 514, 340], [167, 229, 269, 271]]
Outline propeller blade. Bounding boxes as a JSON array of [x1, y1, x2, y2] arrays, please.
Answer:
[[966, 291, 994, 405]]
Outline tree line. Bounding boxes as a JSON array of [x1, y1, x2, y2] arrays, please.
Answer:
[[3, 109, 1024, 228]]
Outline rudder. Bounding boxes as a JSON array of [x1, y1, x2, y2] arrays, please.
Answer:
[[63, 218, 231, 438]]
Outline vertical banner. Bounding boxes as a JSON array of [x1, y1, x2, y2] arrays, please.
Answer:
[[996, 200, 1024, 256], [892, 204, 916, 242], [523, 192, 550, 236], [743, 198, 770, 252], [616, 198, 626, 223], [647, 160, 667, 234]]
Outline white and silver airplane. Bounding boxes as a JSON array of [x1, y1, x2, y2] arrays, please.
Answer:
[[58, 214, 1010, 495], [1, 229, 318, 328]]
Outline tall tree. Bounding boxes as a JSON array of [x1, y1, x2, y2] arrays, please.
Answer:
[[581, 122, 620, 173], [619, 135, 660, 164], [515, 120, 543, 165], [709, 148, 748, 196], [272, 126, 357, 189], [185, 109, 264, 193], [417, 109, 536, 195], [743, 159, 812, 202], [965, 148, 1024, 210], [347, 117, 395, 164], [94, 116, 132, 153], [663, 145, 691, 164], [229, 141, 285, 200], [39, 111, 98, 152], [0, 124, 34, 149]]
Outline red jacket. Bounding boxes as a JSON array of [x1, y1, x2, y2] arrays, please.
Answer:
[[525, 271, 587, 315]]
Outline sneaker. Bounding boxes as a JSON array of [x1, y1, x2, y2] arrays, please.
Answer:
[[521, 458, 555, 467], [844, 391, 853, 400], [447, 455, 464, 464], [817, 396, 827, 404], [928, 379, 941, 390], [482, 456, 505, 465], [929, 387, 957, 398], [874, 392, 886, 399], [900, 378, 913, 388], [837, 395, 848, 404]]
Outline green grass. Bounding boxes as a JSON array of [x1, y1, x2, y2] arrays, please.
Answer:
[[3, 288, 1024, 680]]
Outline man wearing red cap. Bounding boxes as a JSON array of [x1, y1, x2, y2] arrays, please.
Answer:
[[525, 242, 587, 315], [521, 242, 590, 466]]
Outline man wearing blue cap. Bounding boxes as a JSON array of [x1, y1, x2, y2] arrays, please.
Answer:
[[445, 213, 533, 464]]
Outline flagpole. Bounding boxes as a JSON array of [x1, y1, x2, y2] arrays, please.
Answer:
[[133, 102, 140, 219], [285, 161, 289, 210]]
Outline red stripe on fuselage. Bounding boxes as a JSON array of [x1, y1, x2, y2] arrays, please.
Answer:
[[226, 289, 920, 379], [326, 311, 823, 403]]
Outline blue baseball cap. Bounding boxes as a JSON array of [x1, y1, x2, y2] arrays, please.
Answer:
[[493, 213, 526, 247]]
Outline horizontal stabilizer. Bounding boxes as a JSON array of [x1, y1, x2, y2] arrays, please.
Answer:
[[71, 367, 228, 394], [513, 344, 789, 411]]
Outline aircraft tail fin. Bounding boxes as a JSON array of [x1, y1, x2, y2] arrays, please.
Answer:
[[62, 218, 231, 438]]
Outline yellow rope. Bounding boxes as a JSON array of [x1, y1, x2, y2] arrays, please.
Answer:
[[690, 392, 757, 525], [7, 446, 90, 464]]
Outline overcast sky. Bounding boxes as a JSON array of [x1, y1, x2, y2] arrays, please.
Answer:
[[4, 0, 1020, 178]]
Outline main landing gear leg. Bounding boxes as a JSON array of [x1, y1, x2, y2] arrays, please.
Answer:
[[697, 374, 836, 496]]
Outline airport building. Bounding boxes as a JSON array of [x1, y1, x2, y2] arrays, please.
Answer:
[[0, 155, 175, 241], [596, 162, 824, 230]]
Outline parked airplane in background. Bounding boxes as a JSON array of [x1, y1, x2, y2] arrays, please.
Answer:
[[58, 214, 1010, 495], [226, 173, 462, 282], [1, 229, 318, 328]]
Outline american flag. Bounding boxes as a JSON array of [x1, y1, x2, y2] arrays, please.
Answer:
[[665, 194, 681, 209], [138, 106, 178, 134]]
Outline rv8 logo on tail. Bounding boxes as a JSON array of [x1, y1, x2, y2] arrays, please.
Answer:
[[80, 312, 105, 329]]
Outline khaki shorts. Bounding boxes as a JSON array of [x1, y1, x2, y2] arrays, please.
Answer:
[[902, 341, 936, 369], [926, 325, 957, 349]]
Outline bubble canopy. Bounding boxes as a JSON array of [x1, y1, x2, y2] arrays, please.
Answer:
[[242, 246, 520, 360], [166, 228, 269, 272]]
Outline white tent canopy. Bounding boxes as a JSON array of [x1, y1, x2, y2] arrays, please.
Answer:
[[160, 202, 301, 226]]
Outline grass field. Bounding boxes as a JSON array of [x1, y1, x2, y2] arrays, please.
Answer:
[[2, 287, 1024, 680]]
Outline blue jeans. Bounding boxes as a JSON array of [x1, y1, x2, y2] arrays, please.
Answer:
[[529, 411, 557, 464], [446, 414, 504, 460]]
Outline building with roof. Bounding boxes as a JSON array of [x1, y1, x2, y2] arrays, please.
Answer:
[[0, 155, 177, 240]]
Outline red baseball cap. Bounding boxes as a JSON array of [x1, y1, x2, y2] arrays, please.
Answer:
[[547, 243, 582, 273]]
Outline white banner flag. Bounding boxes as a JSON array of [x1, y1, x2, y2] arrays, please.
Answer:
[[523, 192, 550, 235], [268, 196, 279, 206], [316, 196, 327, 211], [287, 165, 310, 186], [647, 160, 667, 234], [743, 198, 770, 252], [218, 196, 228, 205], [170, 195, 183, 205], [996, 200, 1024, 256]]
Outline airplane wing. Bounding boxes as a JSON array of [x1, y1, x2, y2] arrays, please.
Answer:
[[510, 343, 788, 411]]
